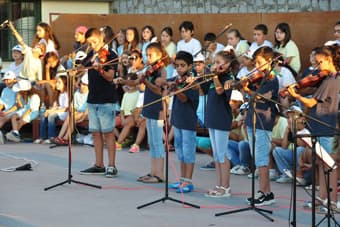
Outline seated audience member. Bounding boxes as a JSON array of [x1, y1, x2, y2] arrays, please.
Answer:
[[6, 80, 40, 142], [0, 71, 18, 144]]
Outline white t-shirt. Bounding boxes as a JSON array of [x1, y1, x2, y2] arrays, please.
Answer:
[[176, 38, 202, 56], [16, 94, 40, 117], [46, 39, 57, 53], [8, 62, 23, 77], [205, 43, 225, 60], [0, 87, 17, 111], [249, 40, 273, 55], [57, 91, 69, 120], [136, 92, 144, 108], [20, 45, 42, 81], [74, 90, 88, 112], [276, 66, 296, 90]]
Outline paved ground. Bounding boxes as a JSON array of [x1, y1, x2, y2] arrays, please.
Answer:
[[0, 143, 339, 227]]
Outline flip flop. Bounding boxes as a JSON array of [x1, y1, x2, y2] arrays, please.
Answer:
[[142, 175, 164, 183], [137, 173, 152, 182]]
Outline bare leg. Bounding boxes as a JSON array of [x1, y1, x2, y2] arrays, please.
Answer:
[[134, 119, 146, 146], [184, 163, 194, 180], [104, 131, 116, 167], [258, 166, 270, 193], [117, 115, 135, 144], [92, 132, 104, 167], [219, 159, 230, 188]]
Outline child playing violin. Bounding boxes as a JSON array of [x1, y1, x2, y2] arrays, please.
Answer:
[[201, 47, 237, 198], [168, 51, 199, 193], [287, 45, 340, 212]]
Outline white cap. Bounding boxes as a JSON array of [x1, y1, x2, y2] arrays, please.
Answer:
[[81, 72, 88, 85], [12, 79, 31, 92], [223, 45, 234, 52], [12, 44, 23, 53], [193, 53, 205, 62], [230, 90, 244, 102], [286, 105, 303, 114], [242, 49, 253, 59], [2, 70, 16, 80], [324, 40, 338, 46], [75, 51, 87, 61]]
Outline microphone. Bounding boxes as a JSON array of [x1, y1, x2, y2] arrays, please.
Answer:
[[0, 20, 9, 29]]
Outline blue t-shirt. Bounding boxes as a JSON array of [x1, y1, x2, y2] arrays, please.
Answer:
[[308, 75, 340, 135], [201, 72, 233, 131], [246, 76, 279, 131], [171, 88, 199, 130], [0, 87, 17, 111], [142, 69, 163, 120], [83, 48, 117, 104]]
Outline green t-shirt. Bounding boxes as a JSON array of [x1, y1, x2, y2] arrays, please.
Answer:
[[276, 40, 301, 73]]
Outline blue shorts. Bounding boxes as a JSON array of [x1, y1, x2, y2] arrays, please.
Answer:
[[146, 118, 165, 158], [174, 127, 196, 163], [88, 103, 116, 133], [208, 128, 229, 163], [247, 127, 272, 167], [319, 137, 334, 154], [22, 111, 39, 123]]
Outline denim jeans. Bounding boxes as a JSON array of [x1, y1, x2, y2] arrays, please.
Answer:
[[40, 113, 59, 139], [247, 127, 272, 167], [146, 118, 165, 158], [273, 146, 305, 175], [208, 128, 229, 163], [174, 127, 196, 163], [88, 103, 116, 133], [239, 140, 251, 167]]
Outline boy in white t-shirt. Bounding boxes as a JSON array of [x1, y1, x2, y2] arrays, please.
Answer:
[[7, 45, 24, 77], [203, 32, 224, 65], [249, 24, 273, 55], [176, 21, 202, 56]]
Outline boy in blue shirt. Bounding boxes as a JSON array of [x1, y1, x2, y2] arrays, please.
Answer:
[[168, 51, 199, 193], [0, 71, 18, 144]]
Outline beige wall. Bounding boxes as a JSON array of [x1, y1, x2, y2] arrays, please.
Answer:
[[41, 1, 110, 23]]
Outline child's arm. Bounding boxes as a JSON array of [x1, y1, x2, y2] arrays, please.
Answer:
[[8, 21, 27, 48]]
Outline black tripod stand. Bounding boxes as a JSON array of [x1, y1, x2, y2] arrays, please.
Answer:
[[137, 100, 200, 209], [44, 72, 101, 191]]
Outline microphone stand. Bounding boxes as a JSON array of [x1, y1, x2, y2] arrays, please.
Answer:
[[215, 61, 277, 222], [44, 70, 101, 191]]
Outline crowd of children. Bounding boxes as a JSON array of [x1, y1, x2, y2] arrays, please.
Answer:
[[0, 19, 339, 211]]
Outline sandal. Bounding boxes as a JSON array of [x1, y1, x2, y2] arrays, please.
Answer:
[[205, 186, 231, 198], [141, 175, 164, 183], [137, 173, 152, 182]]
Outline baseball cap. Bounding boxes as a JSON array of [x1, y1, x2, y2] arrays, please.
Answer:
[[75, 51, 87, 61], [286, 105, 303, 114], [12, 79, 31, 92], [12, 45, 23, 53], [75, 26, 88, 34], [193, 53, 205, 62], [230, 90, 244, 102], [2, 70, 16, 80]]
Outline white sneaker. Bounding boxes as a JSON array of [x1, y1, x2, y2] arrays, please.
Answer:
[[0, 131, 4, 144], [6, 131, 21, 142], [230, 165, 241, 174], [248, 169, 259, 179], [33, 139, 43, 144], [42, 139, 51, 144], [234, 166, 251, 175]]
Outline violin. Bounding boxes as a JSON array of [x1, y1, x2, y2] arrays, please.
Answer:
[[279, 70, 330, 98], [97, 48, 110, 64], [168, 73, 191, 92], [230, 70, 276, 90], [139, 60, 165, 83]]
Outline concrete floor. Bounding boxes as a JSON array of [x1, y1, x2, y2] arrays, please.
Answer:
[[0, 143, 339, 227]]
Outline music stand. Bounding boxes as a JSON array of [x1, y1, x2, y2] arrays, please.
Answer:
[[44, 71, 101, 191], [137, 99, 200, 209]]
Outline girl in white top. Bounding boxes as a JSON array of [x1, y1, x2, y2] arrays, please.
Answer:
[[54, 73, 89, 145], [35, 75, 68, 144], [32, 22, 59, 54], [227, 29, 250, 57], [274, 23, 301, 74], [6, 80, 40, 142]]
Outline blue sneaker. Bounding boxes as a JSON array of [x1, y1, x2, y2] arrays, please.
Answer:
[[169, 181, 181, 189], [176, 183, 194, 193]]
